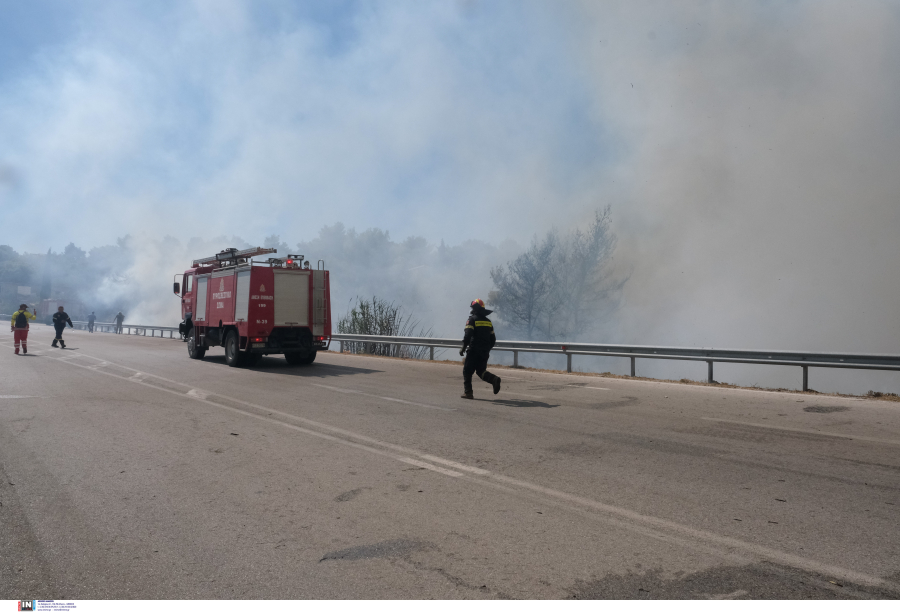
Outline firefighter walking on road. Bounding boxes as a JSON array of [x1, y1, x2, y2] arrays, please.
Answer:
[[10, 303, 36, 355], [52, 306, 73, 348], [87, 311, 96, 332], [459, 299, 501, 399], [115, 311, 125, 334]]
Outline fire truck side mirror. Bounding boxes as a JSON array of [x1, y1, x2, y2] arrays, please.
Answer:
[[173, 282, 180, 295]]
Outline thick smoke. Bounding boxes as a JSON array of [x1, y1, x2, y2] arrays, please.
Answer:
[[2, 2, 899, 394], [556, 2, 900, 392], [1, 230, 522, 340]]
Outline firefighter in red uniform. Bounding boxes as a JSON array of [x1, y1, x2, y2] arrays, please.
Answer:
[[10, 303, 36, 355], [459, 299, 501, 399]]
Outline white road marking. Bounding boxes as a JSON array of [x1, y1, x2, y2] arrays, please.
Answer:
[[0, 395, 36, 399], [311, 383, 455, 412], [8, 341, 900, 590], [419, 454, 491, 476], [702, 417, 900, 446], [187, 389, 209, 400]]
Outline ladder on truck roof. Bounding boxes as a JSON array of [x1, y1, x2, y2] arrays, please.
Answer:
[[192, 247, 277, 268]]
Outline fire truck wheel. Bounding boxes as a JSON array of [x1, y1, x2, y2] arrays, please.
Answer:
[[224, 330, 242, 368], [188, 330, 206, 360]]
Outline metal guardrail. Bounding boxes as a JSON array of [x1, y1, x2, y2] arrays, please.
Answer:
[[72, 321, 181, 339], [61, 321, 900, 391], [332, 333, 900, 392]]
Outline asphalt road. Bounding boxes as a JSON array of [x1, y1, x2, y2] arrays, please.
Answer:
[[1, 326, 899, 599]]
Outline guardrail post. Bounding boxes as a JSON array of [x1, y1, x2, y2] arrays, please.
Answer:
[[802, 365, 808, 392], [430, 346, 434, 361], [707, 360, 714, 384], [630, 357, 635, 377], [339, 341, 343, 353], [567, 353, 572, 373], [513, 351, 518, 368]]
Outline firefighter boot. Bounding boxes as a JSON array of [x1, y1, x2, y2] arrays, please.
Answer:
[[481, 371, 502, 395], [51, 339, 58, 348], [60, 339, 66, 349], [461, 391, 474, 400]]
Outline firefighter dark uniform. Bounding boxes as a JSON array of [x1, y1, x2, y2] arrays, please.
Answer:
[[460, 299, 501, 399], [52, 309, 73, 348]]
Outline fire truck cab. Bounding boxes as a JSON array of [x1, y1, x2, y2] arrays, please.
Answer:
[[174, 247, 331, 367]]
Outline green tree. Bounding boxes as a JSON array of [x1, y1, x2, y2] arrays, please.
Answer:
[[488, 233, 557, 340], [489, 206, 627, 341]]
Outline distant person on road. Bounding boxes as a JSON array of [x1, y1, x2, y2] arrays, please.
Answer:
[[459, 298, 501, 399], [115, 311, 125, 334], [87, 311, 96, 333], [10, 303, 36, 355], [52, 306, 73, 348]]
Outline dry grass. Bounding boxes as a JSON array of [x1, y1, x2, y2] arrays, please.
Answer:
[[865, 390, 900, 402], [323, 349, 900, 402]]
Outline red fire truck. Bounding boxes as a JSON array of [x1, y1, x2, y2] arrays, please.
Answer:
[[174, 247, 331, 367]]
